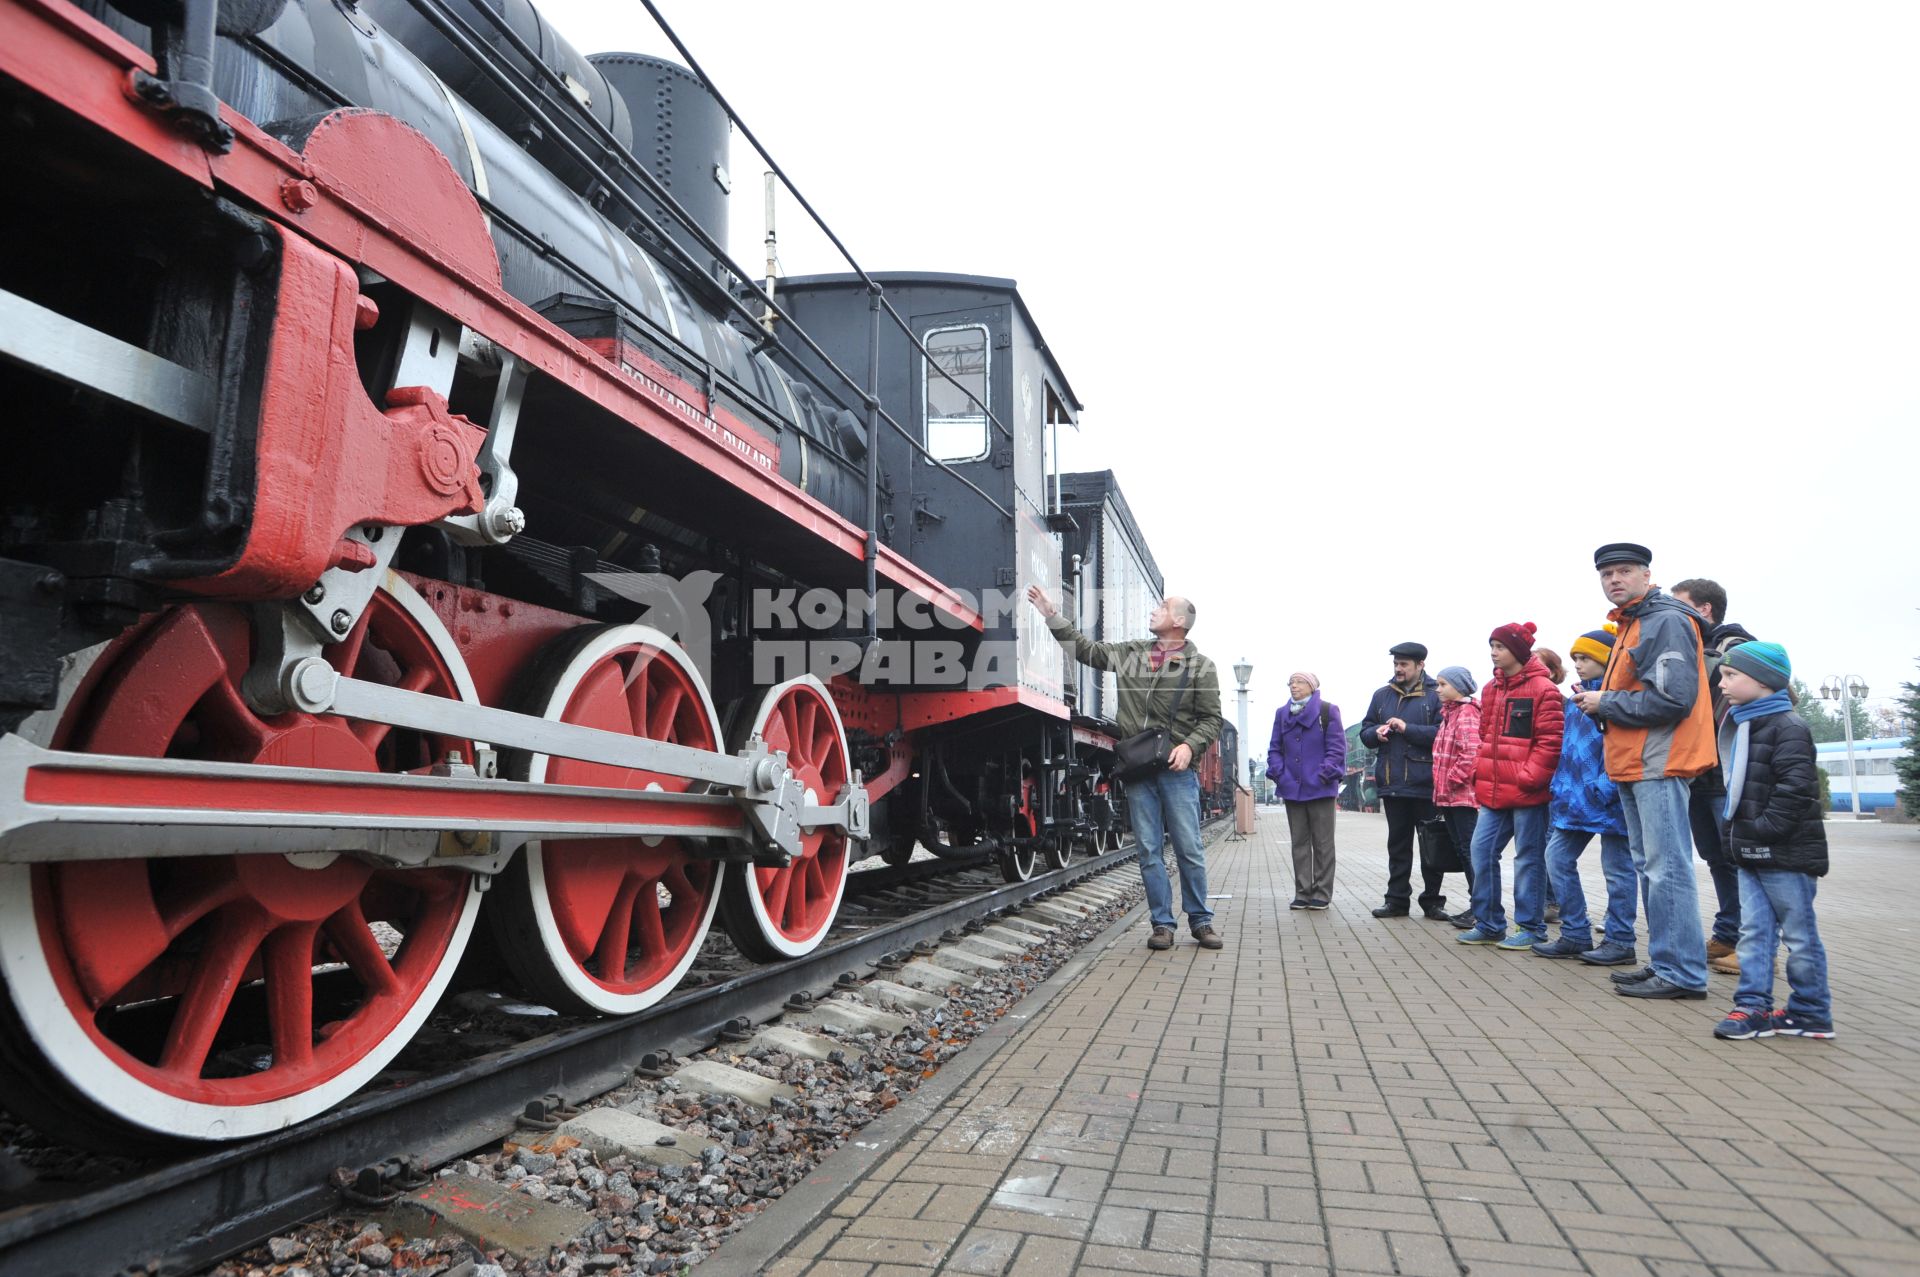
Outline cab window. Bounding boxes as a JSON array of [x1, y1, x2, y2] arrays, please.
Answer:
[[923, 325, 989, 463]]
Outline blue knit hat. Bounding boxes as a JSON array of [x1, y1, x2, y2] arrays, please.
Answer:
[[1722, 640, 1791, 692], [1437, 665, 1477, 697]]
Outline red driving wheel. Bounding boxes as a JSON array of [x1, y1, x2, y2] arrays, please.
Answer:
[[488, 625, 723, 1015], [0, 578, 481, 1144], [719, 676, 852, 960]]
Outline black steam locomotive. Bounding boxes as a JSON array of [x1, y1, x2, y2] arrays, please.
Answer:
[[0, 0, 1221, 1145]]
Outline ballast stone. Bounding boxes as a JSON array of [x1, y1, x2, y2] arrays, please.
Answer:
[[558, 1108, 718, 1167], [672, 1059, 798, 1109], [384, 1173, 591, 1262]]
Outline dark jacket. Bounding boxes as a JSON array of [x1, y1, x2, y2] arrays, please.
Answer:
[[1043, 617, 1223, 757], [1265, 694, 1345, 803], [1473, 655, 1565, 809], [1358, 675, 1441, 798], [1551, 678, 1626, 835], [1716, 709, 1829, 876]]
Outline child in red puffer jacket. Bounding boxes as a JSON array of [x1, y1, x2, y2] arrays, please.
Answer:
[[1458, 622, 1565, 949]]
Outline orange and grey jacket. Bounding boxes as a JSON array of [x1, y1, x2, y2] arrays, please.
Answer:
[[1591, 589, 1718, 782]]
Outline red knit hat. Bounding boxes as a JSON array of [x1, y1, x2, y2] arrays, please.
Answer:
[[1489, 620, 1538, 662]]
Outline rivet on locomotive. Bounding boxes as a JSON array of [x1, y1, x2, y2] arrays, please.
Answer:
[[0, 0, 1231, 1145]]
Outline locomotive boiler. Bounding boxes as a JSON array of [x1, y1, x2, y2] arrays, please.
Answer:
[[0, 0, 1196, 1146]]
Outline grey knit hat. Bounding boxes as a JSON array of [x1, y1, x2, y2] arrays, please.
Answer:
[[1437, 665, 1478, 697]]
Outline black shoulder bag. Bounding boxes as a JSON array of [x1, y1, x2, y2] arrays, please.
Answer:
[[1115, 661, 1191, 782]]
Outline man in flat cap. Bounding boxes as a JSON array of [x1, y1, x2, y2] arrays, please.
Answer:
[[1358, 642, 1445, 918], [1569, 543, 1714, 998]]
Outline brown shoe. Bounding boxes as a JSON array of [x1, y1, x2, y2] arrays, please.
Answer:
[[1147, 926, 1175, 950], [1707, 938, 1736, 960], [1192, 926, 1224, 950], [1708, 952, 1740, 976]]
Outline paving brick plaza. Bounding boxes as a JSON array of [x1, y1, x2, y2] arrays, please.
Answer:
[[759, 810, 1920, 1276]]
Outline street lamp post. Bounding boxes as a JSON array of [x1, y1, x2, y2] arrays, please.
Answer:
[[1818, 675, 1869, 818], [1233, 660, 1252, 792]]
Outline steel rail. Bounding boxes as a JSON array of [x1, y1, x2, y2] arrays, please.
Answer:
[[0, 842, 1152, 1277]]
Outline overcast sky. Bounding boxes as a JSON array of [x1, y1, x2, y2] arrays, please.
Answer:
[[541, 1, 1918, 763]]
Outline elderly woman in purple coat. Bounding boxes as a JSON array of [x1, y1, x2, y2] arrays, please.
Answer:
[[1267, 673, 1346, 910]]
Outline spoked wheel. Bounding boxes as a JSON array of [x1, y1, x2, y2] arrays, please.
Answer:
[[1044, 831, 1077, 873], [0, 577, 483, 1146], [998, 844, 1039, 884], [719, 676, 852, 961], [488, 626, 723, 1015]]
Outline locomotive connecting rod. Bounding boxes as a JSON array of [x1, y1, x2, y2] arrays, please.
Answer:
[[0, 735, 868, 870]]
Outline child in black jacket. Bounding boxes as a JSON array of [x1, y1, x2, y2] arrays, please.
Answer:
[[1711, 641, 1833, 1041]]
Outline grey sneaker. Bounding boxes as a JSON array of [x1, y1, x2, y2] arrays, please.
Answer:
[[1192, 926, 1224, 950], [1147, 926, 1174, 950]]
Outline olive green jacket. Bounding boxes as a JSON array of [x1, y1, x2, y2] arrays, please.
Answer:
[[1044, 616, 1223, 758]]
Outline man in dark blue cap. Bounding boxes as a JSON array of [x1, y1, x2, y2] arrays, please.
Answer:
[[1569, 542, 1715, 998], [1359, 642, 1444, 918]]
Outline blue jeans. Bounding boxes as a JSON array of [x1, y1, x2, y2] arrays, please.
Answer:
[[1129, 768, 1211, 931], [1467, 804, 1549, 938], [1620, 778, 1707, 990], [1543, 826, 1637, 946], [1735, 868, 1831, 1021]]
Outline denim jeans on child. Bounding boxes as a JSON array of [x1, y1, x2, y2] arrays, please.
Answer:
[[1468, 803, 1549, 938], [1735, 867, 1831, 1022], [1128, 767, 1211, 931], [1543, 826, 1637, 946], [1619, 777, 1708, 990]]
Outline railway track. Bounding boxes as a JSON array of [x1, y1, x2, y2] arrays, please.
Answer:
[[0, 838, 1162, 1277]]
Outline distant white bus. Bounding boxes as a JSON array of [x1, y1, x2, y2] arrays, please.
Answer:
[[1814, 737, 1910, 812]]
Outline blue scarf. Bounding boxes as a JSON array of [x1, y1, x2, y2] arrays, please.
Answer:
[[1724, 690, 1794, 819]]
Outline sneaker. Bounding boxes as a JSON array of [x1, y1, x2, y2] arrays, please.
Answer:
[[1192, 926, 1225, 950], [1544, 901, 1561, 924], [1609, 965, 1657, 985], [1531, 935, 1595, 959], [1713, 1008, 1775, 1040], [1290, 898, 1309, 910], [1305, 899, 1330, 910], [1456, 927, 1504, 945], [1447, 909, 1477, 930], [1706, 938, 1737, 961], [1371, 903, 1410, 918], [1708, 951, 1740, 976], [1496, 931, 1546, 952], [1616, 975, 1708, 999], [1772, 1012, 1836, 1039], [1147, 926, 1174, 950]]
